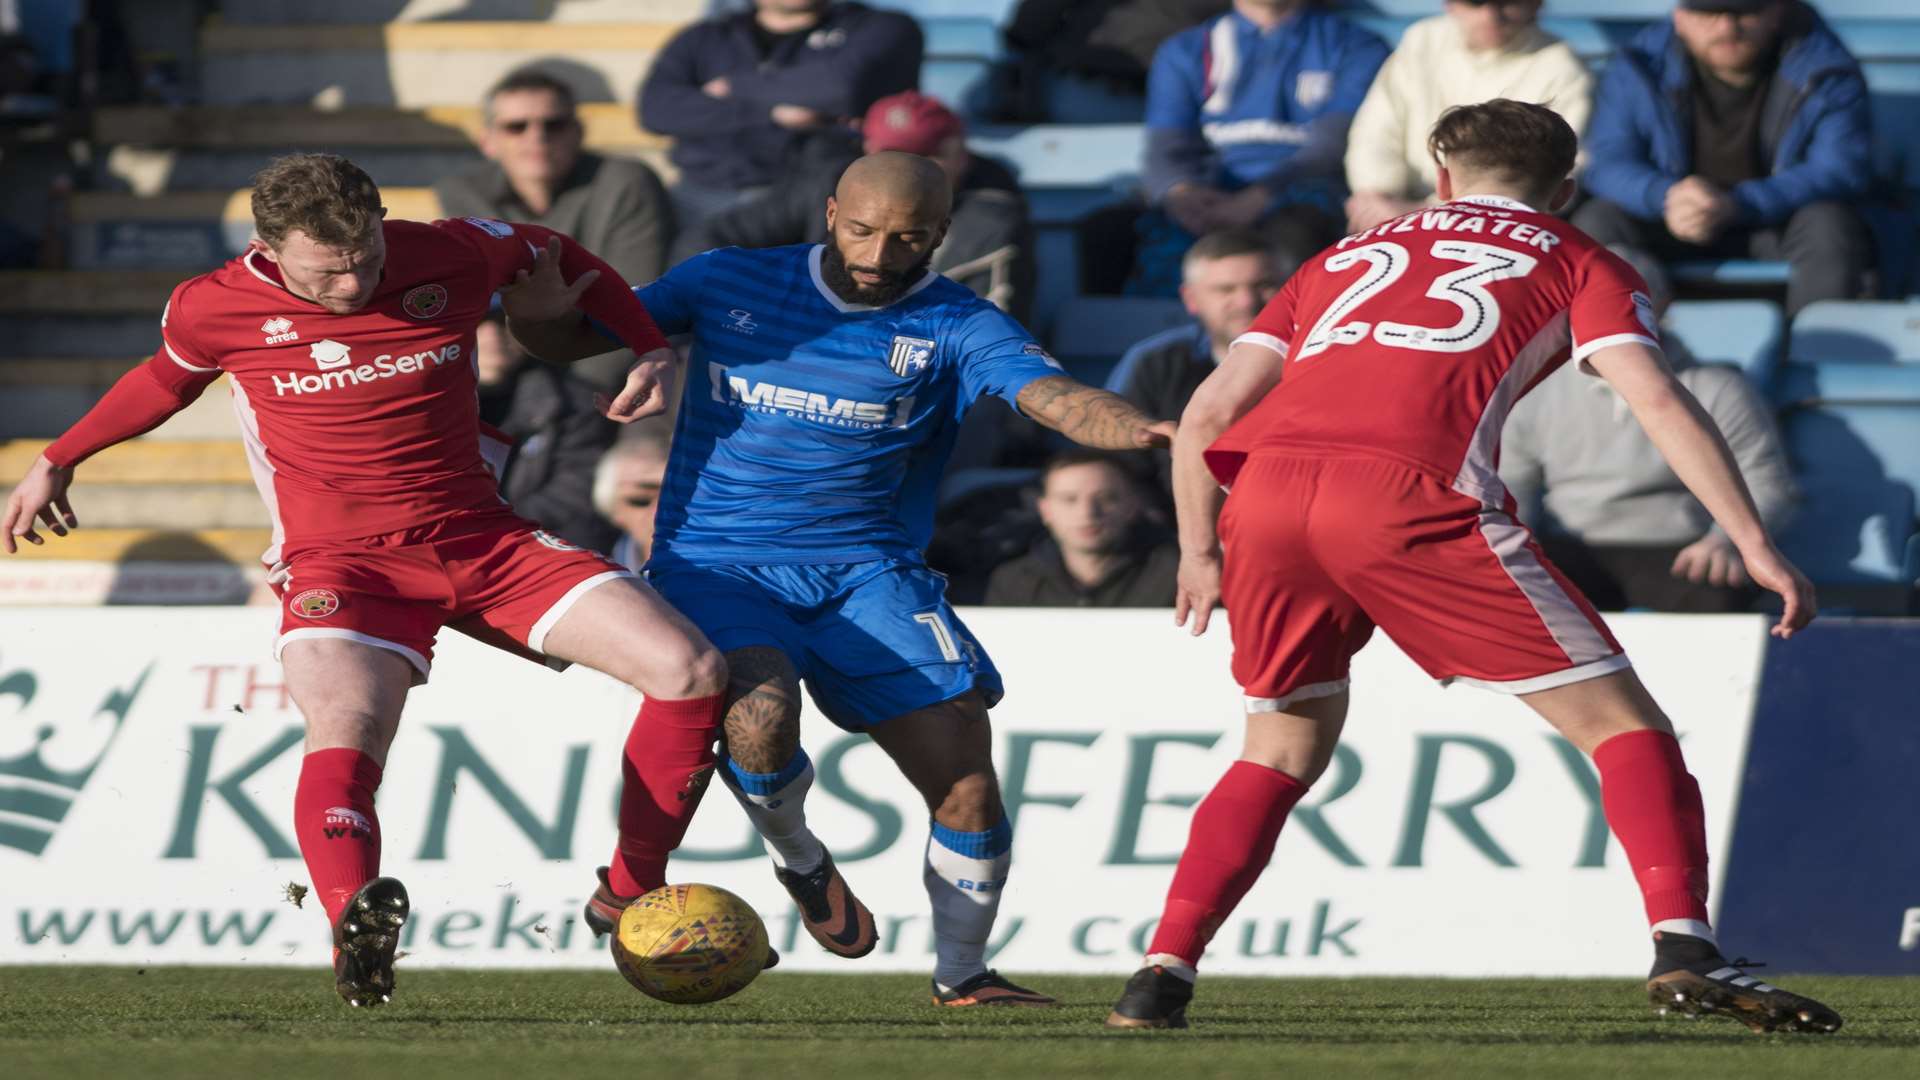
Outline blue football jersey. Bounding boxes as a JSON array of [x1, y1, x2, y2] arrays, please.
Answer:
[[636, 244, 1062, 565]]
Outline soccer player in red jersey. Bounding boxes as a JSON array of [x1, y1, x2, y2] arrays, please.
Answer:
[[2, 155, 729, 1008], [1105, 102, 1841, 1034]]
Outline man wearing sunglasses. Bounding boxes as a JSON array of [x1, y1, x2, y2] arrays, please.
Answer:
[[438, 68, 674, 392]]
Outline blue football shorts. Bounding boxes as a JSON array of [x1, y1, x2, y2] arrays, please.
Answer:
[[647, 557, 1003, 730]]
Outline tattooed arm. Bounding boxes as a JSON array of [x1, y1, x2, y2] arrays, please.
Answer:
[[1014, 375, 1177, 450]]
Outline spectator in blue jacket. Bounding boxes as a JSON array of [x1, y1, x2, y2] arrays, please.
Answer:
[[1137, 0, 1389, 288], [1572, 0, 1873, 315], [639, 1, 922, 254]]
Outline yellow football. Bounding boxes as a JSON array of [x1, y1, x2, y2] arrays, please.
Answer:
[[609, 883, 770, 1004]]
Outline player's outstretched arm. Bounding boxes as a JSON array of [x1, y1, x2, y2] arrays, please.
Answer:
[[499, 237, 627, 364], [1167, 341, 1289, 635], [6, 360, 210, 553], [1014, 375, 1176, 450], [1585, 341, 1816, 638]]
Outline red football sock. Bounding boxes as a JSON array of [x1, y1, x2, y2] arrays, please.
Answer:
[[293, 748, 384, 927], [607, 693, 724, 897], [1148, 760, 1310, 967], [1592, 729, 1711, 926]]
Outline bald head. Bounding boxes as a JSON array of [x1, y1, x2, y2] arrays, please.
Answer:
[[820, 151, 952, 307], [835, 151, 953, 222]]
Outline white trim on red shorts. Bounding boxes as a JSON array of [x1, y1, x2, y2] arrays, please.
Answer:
[[275, 627, 430, 681], [527, 569, 634, 655], [1244, 678, 1349, 713], [1475, 514, 1619, 666], [1442, 653, 1632, 695]]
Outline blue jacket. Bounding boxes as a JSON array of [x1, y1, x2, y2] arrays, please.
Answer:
[[1143, 7, 1388, 209], [1582, 3, 1870, 228], [639, 3, 923, 191]]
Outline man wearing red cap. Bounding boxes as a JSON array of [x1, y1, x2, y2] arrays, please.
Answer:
[[698, 90, 1035, 323]]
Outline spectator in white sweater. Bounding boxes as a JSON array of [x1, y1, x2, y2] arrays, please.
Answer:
[[1343, 0, 1592, 232]]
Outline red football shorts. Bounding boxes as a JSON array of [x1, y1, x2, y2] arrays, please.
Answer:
[[1219, 455, 1628, 711], [272, 507, 634, 683]]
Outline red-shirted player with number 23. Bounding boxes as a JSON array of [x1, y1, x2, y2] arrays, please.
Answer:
[[1105, 102, 1840, 1035], [2, 155, 731, 1009]]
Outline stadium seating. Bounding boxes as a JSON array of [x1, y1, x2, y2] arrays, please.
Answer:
[[1663, 300, 1783, 385], [1, 0, 1916, 600], [1045, 296, 1191, 387]]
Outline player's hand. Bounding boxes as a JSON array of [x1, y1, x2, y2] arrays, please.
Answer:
[[1133, 420, 1177, 449], [498, 237, 599, 324], [600, 348, 675, 423], [1671, 533, 1749, 588], [1739, 542, 1816, 639], [1174, 549, 1222, 637], [3, 455, 78, 554]]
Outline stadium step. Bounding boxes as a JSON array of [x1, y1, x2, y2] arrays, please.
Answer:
[[68, 188, 445, 269], [0, 383, 240, 440], [197, 21, 678, 107], [0, 271, 178, 315], [94, 103, 665, 151], [0, 439, 253, 483], [0, 527, 272, 564], [219, 0, 708, 23], [40, 484, 271, 529]]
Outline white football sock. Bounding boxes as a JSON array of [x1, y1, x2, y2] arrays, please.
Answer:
[[1652, 918, 1719, 948], [722, 749, 824, 874], [924, 817, 1012, 991]]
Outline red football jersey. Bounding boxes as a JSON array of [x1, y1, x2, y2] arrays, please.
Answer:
[[1207, 195, 1661, 507], [142, 218, 594, 562]]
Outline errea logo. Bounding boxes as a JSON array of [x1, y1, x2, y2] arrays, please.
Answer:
[[261, 317, 298, 344]]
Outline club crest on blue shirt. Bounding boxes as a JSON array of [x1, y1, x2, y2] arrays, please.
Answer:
[[887, 335, 935, 377], [1295, 71, 1333, 110]]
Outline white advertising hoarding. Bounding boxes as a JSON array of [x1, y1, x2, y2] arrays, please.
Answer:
[[0, 609, 1767, 975]]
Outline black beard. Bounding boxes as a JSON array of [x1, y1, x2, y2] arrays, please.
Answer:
[[820, 242, 931, 307]]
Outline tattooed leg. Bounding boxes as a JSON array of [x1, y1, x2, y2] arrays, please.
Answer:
[[717, 647, 824, 871]]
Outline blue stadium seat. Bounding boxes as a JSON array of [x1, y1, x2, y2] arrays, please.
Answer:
[[969, 124, 1144, 188], [891, 0, 1018, 20], [1783, 402, 1920, 508], [1777, 477, 1916, 589], [1663, 300, 1783, 384], [922, 16, 1003, 60], [923, 58, 993, 117], [938, 466, 1039, 508], [1789, 301, 1920, 364], [1831, 21, 1920, 62], [1337, 0, 1907, 16], [1670, 260, 1791, 286], [1047, 295, 1190, 385]]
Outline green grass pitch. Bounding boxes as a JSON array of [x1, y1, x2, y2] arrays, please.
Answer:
[[4, 968, 1917, 1079]]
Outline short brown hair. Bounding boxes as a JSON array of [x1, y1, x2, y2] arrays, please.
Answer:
[[1427, 99, 1578, 200], [484, 67, 578, 122], [250, 153, 384, 249], [1182, 228, 1273, 279]]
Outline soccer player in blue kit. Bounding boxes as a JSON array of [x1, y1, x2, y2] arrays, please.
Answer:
[[511, 152, 1175, 1006]]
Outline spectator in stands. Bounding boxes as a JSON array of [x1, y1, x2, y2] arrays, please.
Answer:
[[1001, 0, 1227, 122], [700, 90, 1036, 321], [1344, 0, 1592, 233], [1573, 0, 1874, 316], [594, 429, 672, 572], [437, 68, 674, 392], [639, 0, 923, 251], [475, 310, 620, 553], [1130, 0, 1389, 293], [1499, 250, 1799, 613], [1106, 229, 1280, 496], [984, 450, 1178, 607]]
